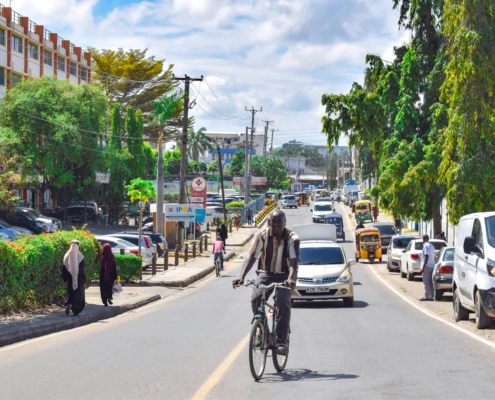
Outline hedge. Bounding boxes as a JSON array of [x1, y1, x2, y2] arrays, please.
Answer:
[[115, 254, 142, 283], [226, 201, 246, 209], [0, 229, 101, 313]]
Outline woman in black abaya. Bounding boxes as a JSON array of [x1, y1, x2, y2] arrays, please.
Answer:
[[100, 243, 117, 306], [62, 240, 86, 316]]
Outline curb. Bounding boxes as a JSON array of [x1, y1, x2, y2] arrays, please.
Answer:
[[0, 295, 161, 348], [226, 233, 254, 247], [140, 251, 236, 287]]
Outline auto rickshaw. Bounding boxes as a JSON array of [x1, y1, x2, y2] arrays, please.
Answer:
[[354, 200, 372, 223], [264, 191, 277, 205], [320, 190, 331, 198], [296, 192, 310, 207], [324, 213, 345, 241], [355, 228, 382, 263]]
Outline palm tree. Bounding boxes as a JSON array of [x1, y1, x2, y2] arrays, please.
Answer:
[[187, 127, 213, 162]]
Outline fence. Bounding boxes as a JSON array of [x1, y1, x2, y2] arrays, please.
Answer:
[[241, 194, 265, 224]]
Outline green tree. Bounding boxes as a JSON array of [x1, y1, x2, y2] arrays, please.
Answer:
[[125, 178, 156, 256], [207, 161, 219, 174], [126, 106, 146, 179], [0, 151, 20, 209], [0, 77, 108, 212], [250, 156, 290, 189], [187, 127, 213, 162], [228, 151, 245, 177], [439, 0, 495, 223]]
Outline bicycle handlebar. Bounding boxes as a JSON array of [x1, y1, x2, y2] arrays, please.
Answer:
[[237, 279, 290, 290]]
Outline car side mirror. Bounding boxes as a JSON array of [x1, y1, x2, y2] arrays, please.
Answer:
[[310, 209, 313, 212], [402, 249, 406, 253], [463, 236, 476, 254], [347, 259, 356, 270]]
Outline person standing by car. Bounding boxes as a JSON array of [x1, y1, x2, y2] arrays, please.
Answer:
[[100, 243, 118, 306], [220, 221, 228, 246], [213, 235, 226, 270], [420, 234, 436, 301], [372, 204, 379, 222], [232, 210, 300, 355], [62, 240, 86, 316], [394, 217, 403, 234]]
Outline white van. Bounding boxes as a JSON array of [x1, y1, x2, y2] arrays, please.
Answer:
[[453, 212, 495, 329]]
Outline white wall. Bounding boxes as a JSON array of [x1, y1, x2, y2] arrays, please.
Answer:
[[57, 69, 65, 80], [28, 60, 39, 77], [11, 52, 24, 73]]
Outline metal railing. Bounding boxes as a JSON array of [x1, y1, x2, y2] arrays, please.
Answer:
[[70, 43, 75, 53], [241, 194, 265, 224], [11, 10, 20, 24], [28, 20, 37, 33], [57, 36, 63, 47], [44, 28, 51, 41]]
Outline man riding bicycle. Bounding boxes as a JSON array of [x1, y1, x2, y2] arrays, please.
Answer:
[[233, 210, 300, 355]]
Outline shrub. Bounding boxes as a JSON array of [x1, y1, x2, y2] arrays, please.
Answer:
[[226, 201, 246, 209], [0, 229, 101, 313], [116, 255, 142, 283]]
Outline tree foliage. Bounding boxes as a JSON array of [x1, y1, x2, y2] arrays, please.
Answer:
[[228, 151, 245, 177], [251, 156, 290, 189], [187, 127, 213, 162]]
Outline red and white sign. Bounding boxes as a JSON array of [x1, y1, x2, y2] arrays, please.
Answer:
[[190, 177, 206, 208], [233, 176, 268, 186]]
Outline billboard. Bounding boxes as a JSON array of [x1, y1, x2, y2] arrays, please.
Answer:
[[165, 204, 197, 223], [233, 176, 267, 186]]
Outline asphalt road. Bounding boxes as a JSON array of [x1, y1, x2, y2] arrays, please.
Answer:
[[1, 205, 495, 399]]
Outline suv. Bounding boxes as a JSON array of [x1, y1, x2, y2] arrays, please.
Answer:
[[453, 212, 495, 329], [386, 235, 420, 272], [0, 209, 46, 234], [119, 230, 168, 257], [280, 195, 298, 209], [368, 222, 397, 247]]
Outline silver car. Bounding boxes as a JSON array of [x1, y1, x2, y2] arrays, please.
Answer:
[[432, 246, 454, 301], [280, 195, 298, 209]]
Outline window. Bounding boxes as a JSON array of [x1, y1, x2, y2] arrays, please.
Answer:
[[12, 35, 23, 53], [0, 67, 4, 86], [70, 62, 77, 76], [0, 29, 5, 46], [57, 56, 65, 72], [81, 68, 87, 81], [473, 219, 484, 253], [44, 49, 52, 66], [12, 73, 22, 87], [28, 43, 38, 60], [299, 247, 345, 265]]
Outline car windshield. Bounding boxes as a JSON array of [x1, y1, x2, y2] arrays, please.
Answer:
[[325, 218, 342, 226], [314, 204, 332, 211], [299, 247, 345, 265], [20, 211, 36, 221], [443, 248, 454, 261], [431, 241, 447, 250], [285, 196, 295, 200], [374, 225, 397, 235], [392, 237, 414, 249], [361, 234, 380, 242], [117, 239, 136, 247], [0, 218, 12, 228], [24, 209, 41, 218], [485, 216, 495, 248], [356, 204, 369, 210]]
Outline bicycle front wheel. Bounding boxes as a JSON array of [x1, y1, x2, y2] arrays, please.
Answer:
[[215, 258, 220, 277], [273, 329, 290, 372], [249, 318, 267, 381]]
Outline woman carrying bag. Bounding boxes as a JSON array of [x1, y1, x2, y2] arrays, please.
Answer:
[[100, 243, 118, 306]]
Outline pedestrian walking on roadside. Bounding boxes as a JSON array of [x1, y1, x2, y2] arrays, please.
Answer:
[[420, 234, 435, 301], [100, 243, 118, 306], [213, 235, 226, 270], [62, 240, 86, 316], [246, 207, 253, 225], [234, 212, 241, 231], [372, 204, 379, 222], [220, 221, 228, 247]]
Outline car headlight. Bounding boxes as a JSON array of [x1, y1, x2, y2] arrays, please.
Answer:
[[36, 222, 43, 228], [392, 251, 402, 258], [362, 245, 368, 250], [337, 269, 351, 282], [487, 259, 495, 277]]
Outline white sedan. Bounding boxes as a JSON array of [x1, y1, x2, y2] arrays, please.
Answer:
[[311, 202, 334, 223], [95, 236, 143, 257], [292, 224, 355, 306], [400, 239, 448, 281]]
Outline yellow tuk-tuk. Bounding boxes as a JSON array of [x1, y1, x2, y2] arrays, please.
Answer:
[[264, 191, 277, 205], [320, 190, 330, 198], [355, 228, 382, 263], [296, 192, 310, 206], [354, 200, 372, 223]]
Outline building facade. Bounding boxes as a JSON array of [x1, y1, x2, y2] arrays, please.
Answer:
[[0, 5, 92, 98]]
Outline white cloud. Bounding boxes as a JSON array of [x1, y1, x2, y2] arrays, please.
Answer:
[[10, 0, 405, 146]]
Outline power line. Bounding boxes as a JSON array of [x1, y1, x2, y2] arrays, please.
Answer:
[[203, 77, 248, 119]]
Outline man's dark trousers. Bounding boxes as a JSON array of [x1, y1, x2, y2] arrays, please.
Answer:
[[251, 272, 291, 340]]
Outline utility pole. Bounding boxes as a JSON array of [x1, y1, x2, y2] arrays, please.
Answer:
[[269, 128, 278, 156], [173, 74, 203, 248], [261, 119, 273, 157], [217, 145, 227, 223], [244, 127, 251, 204], [245, 106, 262, 176]]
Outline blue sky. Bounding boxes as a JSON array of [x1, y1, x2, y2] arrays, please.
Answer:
[[13, 0, 407, 148]]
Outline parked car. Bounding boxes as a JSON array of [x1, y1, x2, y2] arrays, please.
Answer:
[[432, 246, 454, 301], [106, 233, 153, 265], [400, 239, 448, 281], [279, 195, 298, 209], [121, 230, 167, 257], [386, 235, 420, 272], [16, 208, 54, 231], [292, 224, 355, 306], [0, 209, 46, 234], [368, 222, 397, 247], [0, 218, 22, 240], [0, 231, 11, 241], [17, 207, 62, 230], [453, 212, 495, 329], [95, 236, 142, 257]]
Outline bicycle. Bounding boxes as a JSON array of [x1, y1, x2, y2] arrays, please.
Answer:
[[238, 279, 291, 380], [215, 255, 221, 277]]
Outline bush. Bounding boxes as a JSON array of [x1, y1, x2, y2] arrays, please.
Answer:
[[116, 255, 142, 283], [226, 201, 246, 209], [0, 229, 101, 313]]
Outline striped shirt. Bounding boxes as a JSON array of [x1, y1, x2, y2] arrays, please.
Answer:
[[250, 227, 300, 273]]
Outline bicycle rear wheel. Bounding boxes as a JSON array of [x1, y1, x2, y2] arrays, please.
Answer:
[[215, 258, 220, 277], [272, 328, 290, 372], [249, 318, 267, 381]]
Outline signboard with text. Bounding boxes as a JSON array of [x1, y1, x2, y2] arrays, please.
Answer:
[[233, 176, 267, 186], [165, 204, 196, 223], [190, 177, 206, 208]]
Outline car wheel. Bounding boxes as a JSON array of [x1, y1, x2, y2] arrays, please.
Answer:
[[406, 265, 415, 281], [453, 287, 470, 322], [343, 296, 354, 307], [433, 287, 443, 301], [387, 260, 391, 271], [475, 291, 492, 329], [342, 234, 345, 242]]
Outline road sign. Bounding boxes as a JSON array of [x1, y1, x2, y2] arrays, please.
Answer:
[[96, 172, 110, 183], [165, 204, 196, 222], [195, 208, 206, 223], [191, 177, 206, 192], [191, 176, 207, 208]]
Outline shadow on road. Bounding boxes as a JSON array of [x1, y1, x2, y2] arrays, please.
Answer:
[[259, 368, 359, 383], [292, 300, 369, 309]]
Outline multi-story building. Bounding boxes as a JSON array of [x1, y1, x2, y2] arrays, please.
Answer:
[[197, 131, 265, 169], [0, 4, 92, 98]]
